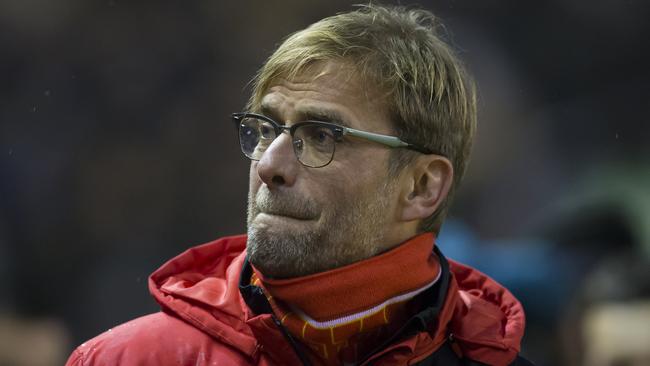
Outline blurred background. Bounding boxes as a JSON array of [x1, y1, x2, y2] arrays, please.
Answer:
[[1, 0, 649, 365]]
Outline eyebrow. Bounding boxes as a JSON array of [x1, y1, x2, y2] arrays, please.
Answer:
[[259, 103, 350, 128], [297, 107, 349, 127], [259, 103, 281, 122]]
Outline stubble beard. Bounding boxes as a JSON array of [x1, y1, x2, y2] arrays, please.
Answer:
[[246, 181, 395, 278]]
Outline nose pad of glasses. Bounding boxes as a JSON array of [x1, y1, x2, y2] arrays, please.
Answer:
[[293, 138, 304, 158]]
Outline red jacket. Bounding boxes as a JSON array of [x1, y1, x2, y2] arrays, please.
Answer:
[[66, 235, 528, 366]]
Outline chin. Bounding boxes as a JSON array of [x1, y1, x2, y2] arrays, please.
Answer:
[[247, 222, 323, 278]]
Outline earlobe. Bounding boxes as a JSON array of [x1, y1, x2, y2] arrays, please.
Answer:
[[400, 156, 453, 222]]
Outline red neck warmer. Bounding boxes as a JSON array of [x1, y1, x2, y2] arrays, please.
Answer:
[[252, 233, 440, 365]]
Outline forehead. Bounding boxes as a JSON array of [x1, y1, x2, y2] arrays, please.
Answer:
[[259, 61, 391, 132]]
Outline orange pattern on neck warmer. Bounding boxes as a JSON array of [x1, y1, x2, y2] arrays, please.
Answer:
[[251, 233, 440, 365]]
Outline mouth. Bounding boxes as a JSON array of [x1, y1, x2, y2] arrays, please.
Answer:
[[257, 212, 315, 221]]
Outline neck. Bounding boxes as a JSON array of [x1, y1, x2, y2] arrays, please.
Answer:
[[251, 233, 440, 365]]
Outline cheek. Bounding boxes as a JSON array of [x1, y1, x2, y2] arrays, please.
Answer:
[[315, 165, 376, 205], [329, 150, 389, 185], [249, 163, 261, 193]]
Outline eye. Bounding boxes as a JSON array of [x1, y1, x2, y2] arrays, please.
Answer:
[[316, 130, 329, 143], [309, 126, 334, 144], [259, 122, 274, 139]]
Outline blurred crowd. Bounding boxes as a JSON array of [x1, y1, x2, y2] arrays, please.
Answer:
[[1, 1, 649, 365]]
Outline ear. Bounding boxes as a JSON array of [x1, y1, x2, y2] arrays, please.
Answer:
[[399, 155, 453, 222]]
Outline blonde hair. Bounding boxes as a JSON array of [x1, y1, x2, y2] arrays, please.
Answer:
[[247, 4, 477, 234]]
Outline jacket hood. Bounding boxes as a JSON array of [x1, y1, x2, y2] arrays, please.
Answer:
[[149, 235, 525, 366], [149, 235, 259, 358], [447, 259, 526, 365]]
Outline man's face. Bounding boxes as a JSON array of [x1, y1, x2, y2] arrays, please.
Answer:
[[246, 62, 404, 278]]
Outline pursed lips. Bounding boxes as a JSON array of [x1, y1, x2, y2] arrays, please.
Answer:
[[257, 209, 317, 221], [260, 212, 312, 221]]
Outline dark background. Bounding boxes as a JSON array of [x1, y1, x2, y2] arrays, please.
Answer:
[[1, 1, 649, 365]]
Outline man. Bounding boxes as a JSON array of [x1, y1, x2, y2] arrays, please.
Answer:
[[67, 4, 532, 366]]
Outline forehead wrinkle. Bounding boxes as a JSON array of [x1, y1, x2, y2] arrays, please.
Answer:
[[260, 83, 353, 127]]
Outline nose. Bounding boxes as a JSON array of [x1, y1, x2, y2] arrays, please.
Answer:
[[255, 132, 299, 189]]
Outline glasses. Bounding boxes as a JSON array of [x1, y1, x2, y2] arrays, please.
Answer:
[[232, 112, 437, 168]]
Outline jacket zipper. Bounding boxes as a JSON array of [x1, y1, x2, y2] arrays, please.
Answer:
[[271, 314, 313, 366]]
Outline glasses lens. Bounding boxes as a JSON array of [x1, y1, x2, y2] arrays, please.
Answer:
[[239, 116, 276, 160], [293, 124, 336, 167]]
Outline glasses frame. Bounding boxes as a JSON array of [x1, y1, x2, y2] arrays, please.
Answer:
[[232, 112, 439, 167]]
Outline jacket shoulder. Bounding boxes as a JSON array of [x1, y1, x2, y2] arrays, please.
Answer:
[[66, 311, 251, 366]]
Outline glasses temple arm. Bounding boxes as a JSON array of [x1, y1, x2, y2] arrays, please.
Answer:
[[343, 128, 436, 154]]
